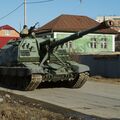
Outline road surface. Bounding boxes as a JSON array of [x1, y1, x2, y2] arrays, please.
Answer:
[[0, 81, 120, 119]]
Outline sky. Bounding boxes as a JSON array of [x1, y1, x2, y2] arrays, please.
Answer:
[[0, 0, 119, 31]]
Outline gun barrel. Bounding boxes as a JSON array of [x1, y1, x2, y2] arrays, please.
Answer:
[[50, 20, 114, 49]]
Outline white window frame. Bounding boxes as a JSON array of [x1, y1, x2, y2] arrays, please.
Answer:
[[5, 30, 11, 36]]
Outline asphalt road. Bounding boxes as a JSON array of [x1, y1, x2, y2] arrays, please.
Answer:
[[0, 81, 120, 119]]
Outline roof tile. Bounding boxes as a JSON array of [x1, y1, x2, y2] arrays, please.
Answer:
[[36, 14, 117, 34]]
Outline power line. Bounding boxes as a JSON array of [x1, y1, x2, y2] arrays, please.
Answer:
[[27, 0, 54, 4], [0, 0, 54, 21], [0, 3, 24, 21]]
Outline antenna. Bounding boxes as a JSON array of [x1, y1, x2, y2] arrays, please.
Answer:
[[24, 0, 27, 25]]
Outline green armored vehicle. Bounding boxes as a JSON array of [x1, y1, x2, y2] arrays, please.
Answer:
[[0, 21, 113, 90]]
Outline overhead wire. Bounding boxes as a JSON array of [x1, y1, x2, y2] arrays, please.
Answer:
[[0, 2, 24, 21], [0, 0, 54, 21], [27, 0, 54, 4]]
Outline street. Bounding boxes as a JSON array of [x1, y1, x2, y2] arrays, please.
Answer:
[[0, 80, 120, 119]]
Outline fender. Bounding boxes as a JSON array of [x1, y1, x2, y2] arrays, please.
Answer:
[[68, 61, 90, 73]]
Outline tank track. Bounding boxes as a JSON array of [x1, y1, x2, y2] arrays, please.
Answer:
[[25, 74, 42, 91], [66, 72, 89, 88], [73, 72, 89, 88], [0, 72, 88, 90], [0, 74, 42, 91]]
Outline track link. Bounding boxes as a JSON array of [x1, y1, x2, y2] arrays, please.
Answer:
[[72, 72, 89, 88], [66, 72, 89, 88], [25, 74, 42, 91]]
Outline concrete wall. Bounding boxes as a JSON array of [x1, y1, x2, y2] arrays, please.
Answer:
[[79, 55, 120, 78]]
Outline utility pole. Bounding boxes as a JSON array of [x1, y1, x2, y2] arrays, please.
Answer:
[[24, 0, 27, 25]]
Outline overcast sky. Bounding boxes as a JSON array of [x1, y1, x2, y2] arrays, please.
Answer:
[[0, 0, 119, 31]]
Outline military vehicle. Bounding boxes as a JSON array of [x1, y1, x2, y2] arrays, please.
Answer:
[[0, 20, 113, 91]]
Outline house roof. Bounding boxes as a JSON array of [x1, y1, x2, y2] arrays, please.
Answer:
[[0, 25, 19, 33], [36, 14, 118, 34]]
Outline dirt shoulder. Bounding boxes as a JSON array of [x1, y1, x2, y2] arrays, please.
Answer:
[[0, 90, 115, 120], [0, 91, 68, 120], [0, 76, 119, 120]]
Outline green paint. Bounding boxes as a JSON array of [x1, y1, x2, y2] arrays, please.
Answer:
[[18, 38, 40, 62], [55, 32, 114, 54]]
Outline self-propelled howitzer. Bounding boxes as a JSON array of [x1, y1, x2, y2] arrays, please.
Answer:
[[0, 20, 113, 91]]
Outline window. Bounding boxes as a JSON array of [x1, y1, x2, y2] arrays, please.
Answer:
[[63, 41, 72, 48], [101, 38, 107, 48], [65, 42, 68, 48], [90, 38, 97, 48], [69, 41, 72, 48], [5, 30, 11, 36]]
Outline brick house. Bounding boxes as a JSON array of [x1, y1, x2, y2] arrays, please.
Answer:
[[0, 25, 20, 48]]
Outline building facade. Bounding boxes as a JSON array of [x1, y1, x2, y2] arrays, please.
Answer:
[[0, 25, 19, 48], [54, 32, 115, 54]]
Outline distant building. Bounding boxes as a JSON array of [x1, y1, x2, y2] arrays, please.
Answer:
[[96, 16, 120, 32], [0, 25, 20, 48], [96, 16, 120, 51]]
